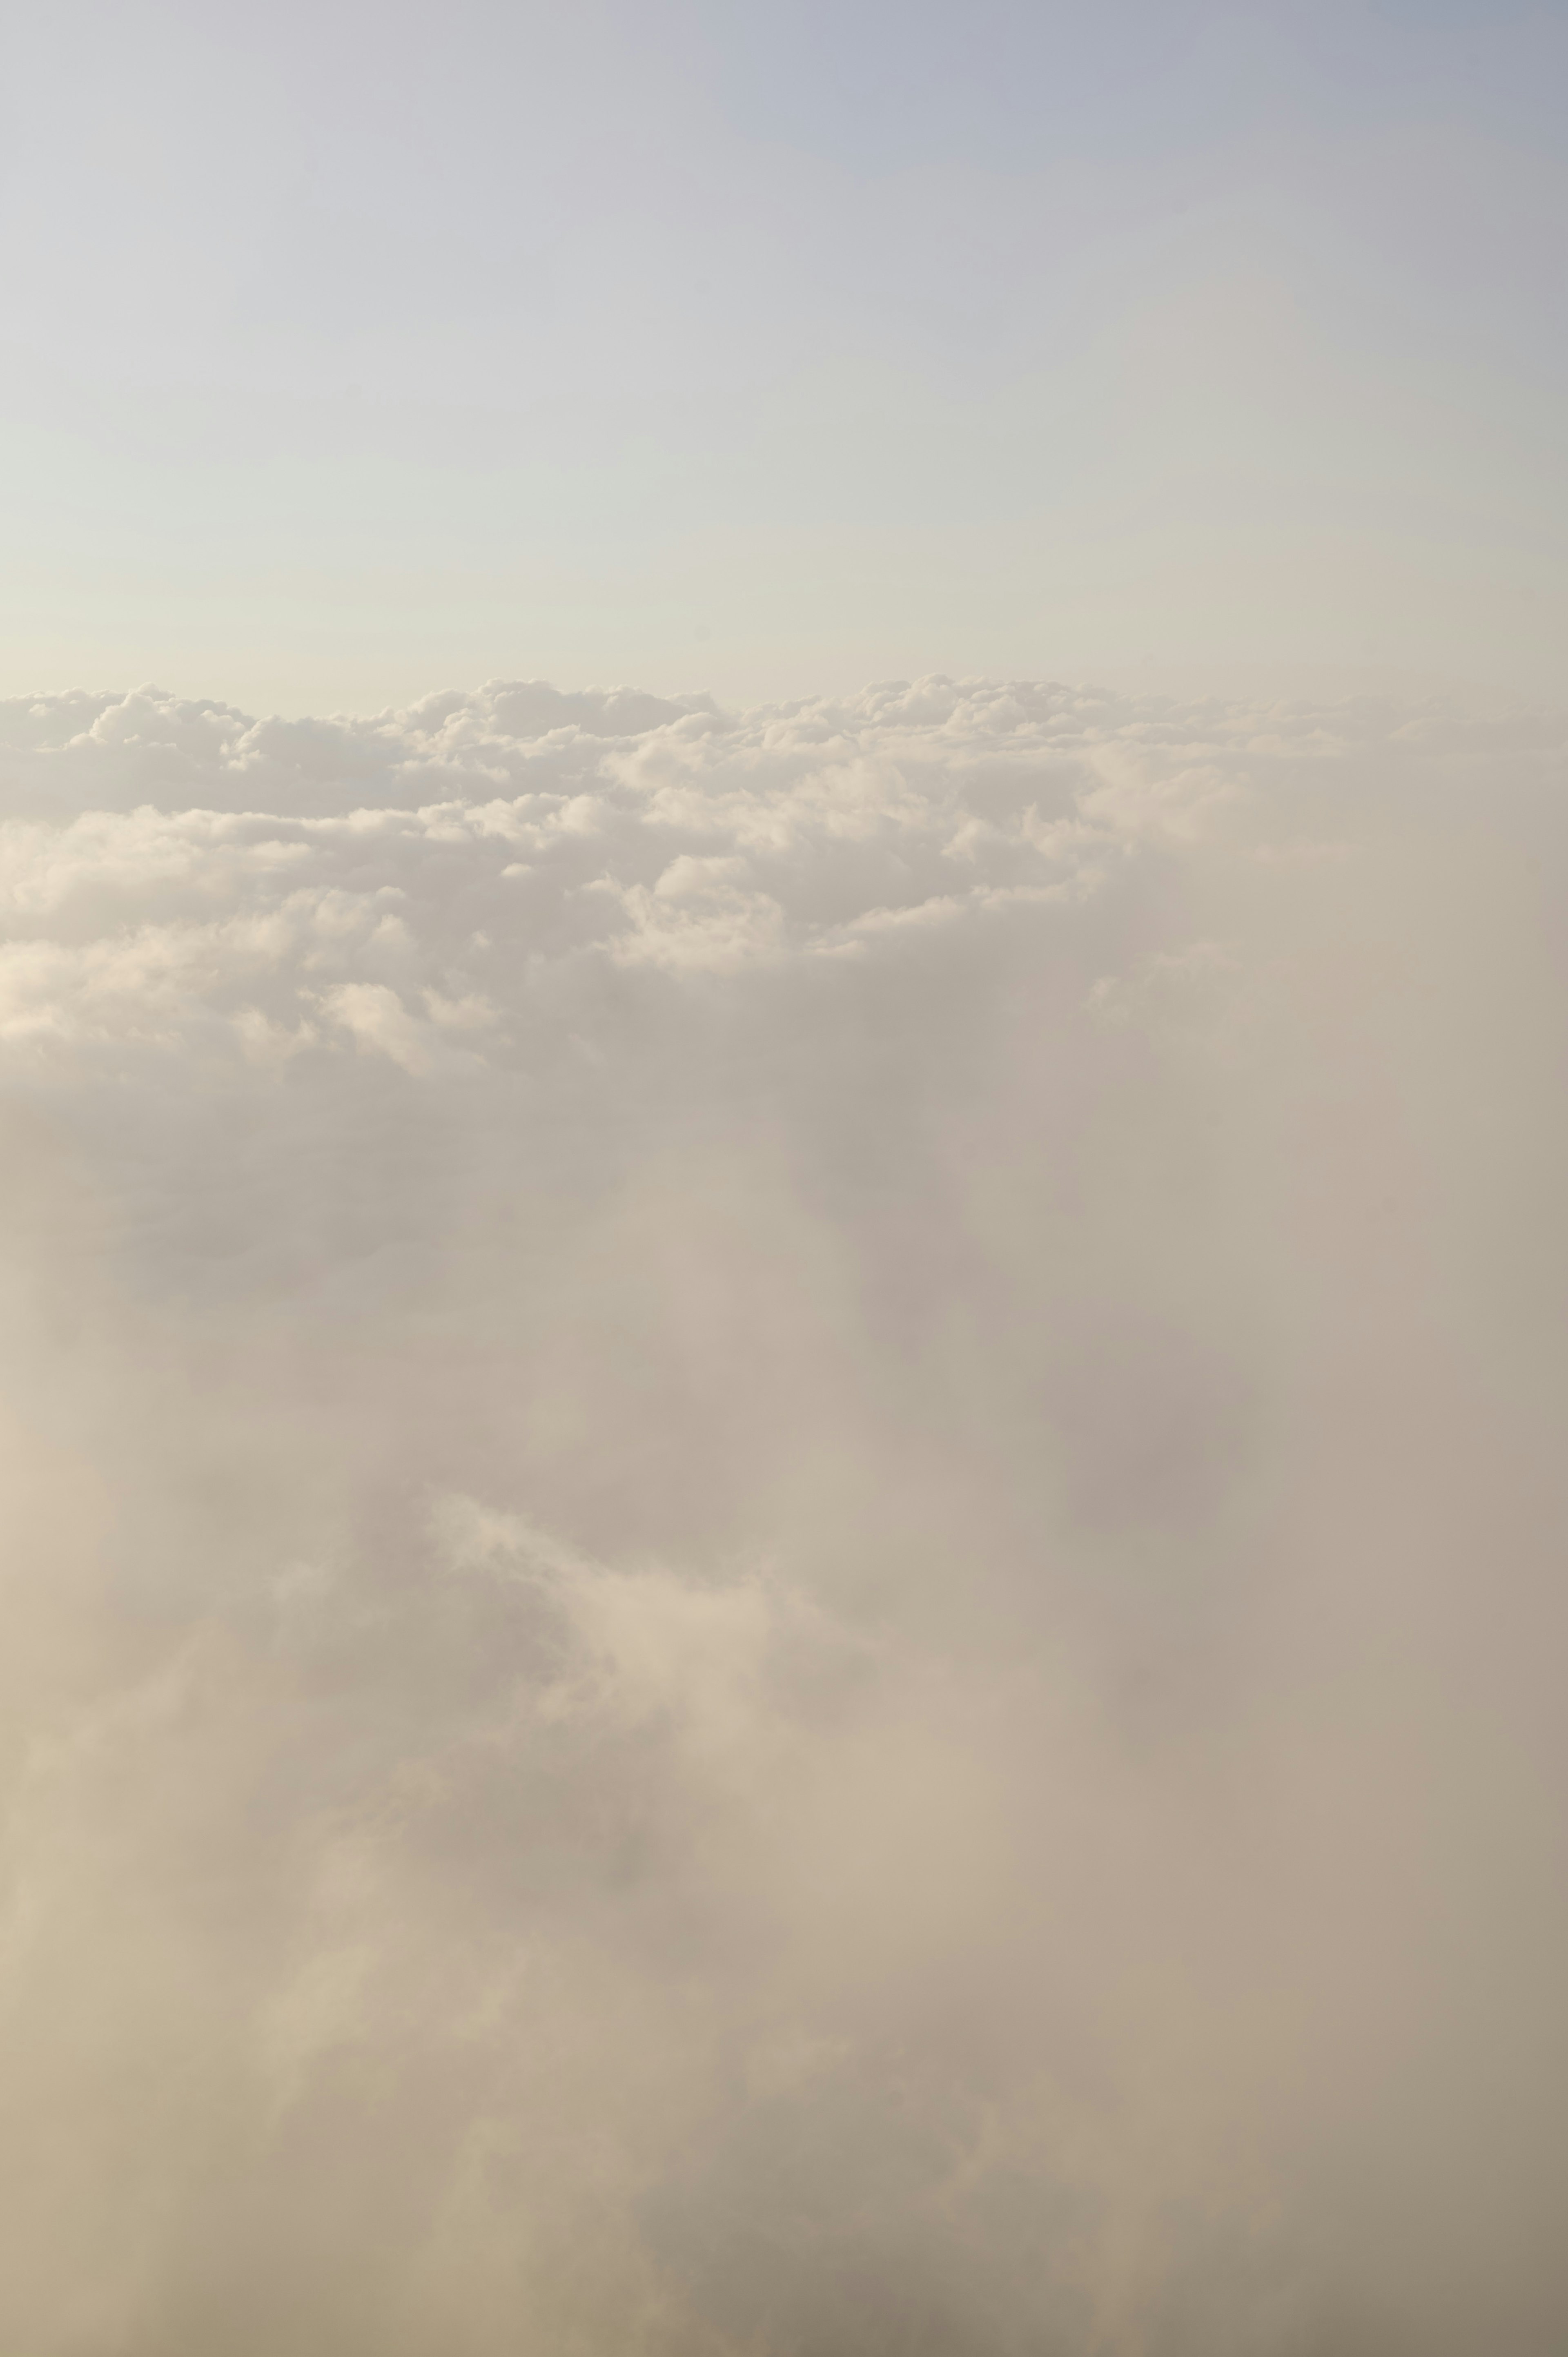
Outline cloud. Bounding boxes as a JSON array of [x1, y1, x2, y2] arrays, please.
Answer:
[[1, 674, 1567, 2353]]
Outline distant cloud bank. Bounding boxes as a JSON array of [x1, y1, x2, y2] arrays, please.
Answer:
[[2, 677, 1566, 2355]]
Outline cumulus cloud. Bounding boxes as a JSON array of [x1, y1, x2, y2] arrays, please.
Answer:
[[2, 674, 1568, 2355]]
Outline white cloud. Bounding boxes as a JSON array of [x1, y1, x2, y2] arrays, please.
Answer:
[[0, 674, 1566, 2354]]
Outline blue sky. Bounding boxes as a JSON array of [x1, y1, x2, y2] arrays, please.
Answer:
[[2, 0, 1564, 709]]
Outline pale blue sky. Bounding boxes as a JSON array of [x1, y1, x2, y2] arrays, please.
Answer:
[[2, 0, 1564, 710]]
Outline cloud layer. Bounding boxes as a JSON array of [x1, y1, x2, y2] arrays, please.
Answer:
[[3, 675, 1568, 2355]]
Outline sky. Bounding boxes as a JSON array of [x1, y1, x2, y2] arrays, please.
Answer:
[[2, 0, 1566, 711], [4, 7, 1568, 2351]]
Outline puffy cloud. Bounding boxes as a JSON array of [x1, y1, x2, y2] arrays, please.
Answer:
[[1, 675, 1568, 2354]]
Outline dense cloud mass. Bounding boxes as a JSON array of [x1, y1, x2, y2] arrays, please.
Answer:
[[2, 674, 1567, 2355]]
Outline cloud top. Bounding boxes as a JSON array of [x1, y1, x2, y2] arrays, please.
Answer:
[[2, 676, 1567, 2355]]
